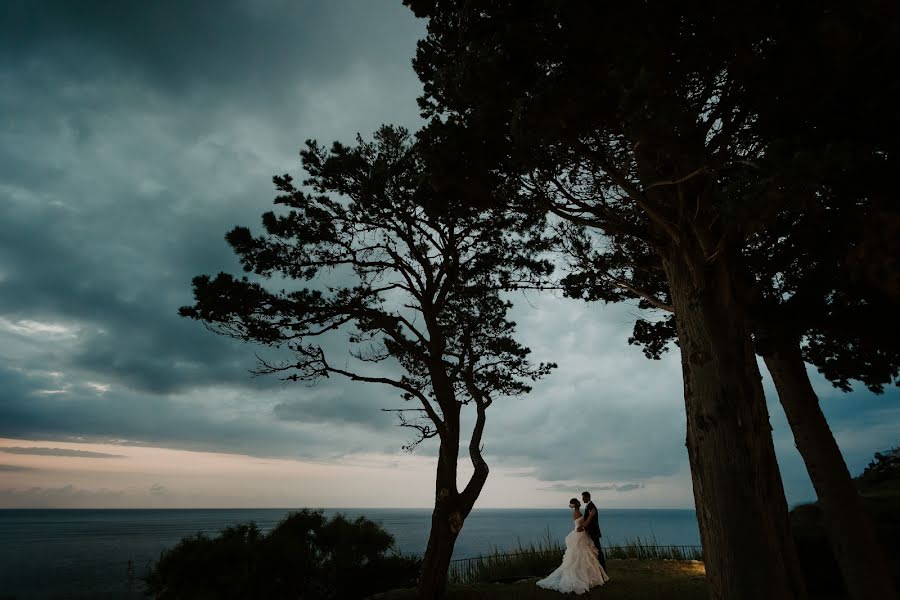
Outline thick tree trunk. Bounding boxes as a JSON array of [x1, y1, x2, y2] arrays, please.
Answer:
[[663, 252, 807, 600], [417, 400, 488, 600], [418, 413, 461, 600], [763, 341, 898, 600], [418, 497, 461, 600]]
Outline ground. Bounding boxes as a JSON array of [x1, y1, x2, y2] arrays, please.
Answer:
[[369, 559, 708, 599]]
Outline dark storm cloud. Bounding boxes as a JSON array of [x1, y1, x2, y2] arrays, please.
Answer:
[[0, 0, 425, 399], [0, 364, 399, 459], [0, 0, 472, 468], [273, 385, 397, 429], [0, 1, 423, 411], [1, 0, 896, 505], [0, 447, 125, 458], [0, 0, 422, 107], [0, 464, 36, 472], [0, 484, 126, 507]]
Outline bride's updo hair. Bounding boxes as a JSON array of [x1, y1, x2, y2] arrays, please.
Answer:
[[569, 498, 581, 508]]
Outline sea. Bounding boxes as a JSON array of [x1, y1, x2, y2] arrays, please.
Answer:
[[0, 508, 700, 599]]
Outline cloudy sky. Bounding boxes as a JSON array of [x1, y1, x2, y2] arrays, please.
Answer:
[[1, 0, 897, 510]]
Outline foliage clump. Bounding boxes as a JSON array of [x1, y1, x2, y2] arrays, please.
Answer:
[[143, 509, 420, 600]]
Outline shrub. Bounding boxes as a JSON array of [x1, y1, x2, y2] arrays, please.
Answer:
[[143, 509, 420, 599], [790, 448, 900, 600]]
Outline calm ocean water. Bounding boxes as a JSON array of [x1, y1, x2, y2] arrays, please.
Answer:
[[0, 508, 699, 599]]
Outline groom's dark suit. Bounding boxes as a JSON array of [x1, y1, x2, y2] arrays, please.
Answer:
[[583, 500, 607, 570]]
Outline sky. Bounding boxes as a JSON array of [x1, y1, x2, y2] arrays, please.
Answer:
[[0, 0, 897, 510]]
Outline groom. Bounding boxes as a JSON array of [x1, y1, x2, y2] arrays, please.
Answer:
[[576, 490, 607, 570]]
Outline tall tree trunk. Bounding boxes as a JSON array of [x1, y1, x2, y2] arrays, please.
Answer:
[[418, 411, 461, 600], [663, 252, 807, 600], [762, 340, 898, 600], [417, 399, 489, 600], [418, 496, 461, 600]]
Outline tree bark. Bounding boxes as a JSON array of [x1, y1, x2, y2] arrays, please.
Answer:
[[763, 341, 898, 600], [418, 427, 460, 599], [663, 251, 807, 600], [417, 401, 488, 599], [418, 499, 461, 599]]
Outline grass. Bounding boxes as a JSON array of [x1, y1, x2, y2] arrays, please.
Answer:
[[448, 532, 702, 585], [448, 530, 564, 584], [370, 559, 709, 599], [606, 537, 702, 561]]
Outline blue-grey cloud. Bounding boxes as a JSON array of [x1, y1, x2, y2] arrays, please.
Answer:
[[0, 0, 896, 508], [606, 483, 644, 492], [539, 482, 646, 494], [0, 0, 425, 398], [0, 484, 126, 508], [0, 1, 423, 109], [0, 0, 426, 456], [0, 364, 398, 460], [0, 464, 35, 472], [0, 447, 124, 459]]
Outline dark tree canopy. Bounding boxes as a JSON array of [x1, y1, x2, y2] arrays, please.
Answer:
[[409, 0, 900, 393], [545, 0, 900, 393], [408, 0, 899, 294], [180, 125, 554, 448], [409, 0, 787, 248]]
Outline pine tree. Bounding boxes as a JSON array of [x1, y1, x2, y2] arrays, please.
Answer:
[[180, 126, 555, 599]]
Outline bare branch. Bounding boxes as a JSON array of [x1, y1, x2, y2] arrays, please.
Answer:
[[643, 167, 708, 192], [610, 277, 675, 313], [321, 355, 445, 431]]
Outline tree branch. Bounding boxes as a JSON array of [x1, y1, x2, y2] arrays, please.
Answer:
[[579, 145, 683, 246], [610, 277, 675, 313], [643, 167, 708, 192], [460, 375, 490, 507]]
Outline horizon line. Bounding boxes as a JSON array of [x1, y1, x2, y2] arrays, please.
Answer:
[[0, 505, 701, 511]]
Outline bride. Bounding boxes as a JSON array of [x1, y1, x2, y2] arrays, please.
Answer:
[[537, 498, 610, 594]]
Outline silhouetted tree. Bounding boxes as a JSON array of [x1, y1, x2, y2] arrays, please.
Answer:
[[557, 5, 900, 591], [858, 448, 900, 490], [405, 2, 808, 597], [180, 126, 554, 599], [565, 201, 899, 600], [746, 0, 900, 312], [719, 6, 899, 597], [749, 197, 899, 600]]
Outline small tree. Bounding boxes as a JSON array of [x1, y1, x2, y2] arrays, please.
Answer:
[[858, 448, 900, 490], [180, 126, 554, 599]]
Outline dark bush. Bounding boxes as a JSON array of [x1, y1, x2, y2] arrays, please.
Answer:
[[143, 510, 420, 599], [856, 448, 900, 492], [791, 448, 900, 597]]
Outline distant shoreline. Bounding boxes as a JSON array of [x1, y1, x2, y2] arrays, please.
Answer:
[[0, 505, 700, 511]]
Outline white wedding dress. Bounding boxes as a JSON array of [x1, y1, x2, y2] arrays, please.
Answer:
[[537, 516, 610, 594]]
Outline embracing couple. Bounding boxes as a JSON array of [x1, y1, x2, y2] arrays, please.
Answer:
[[537, 491, 610, 595]]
